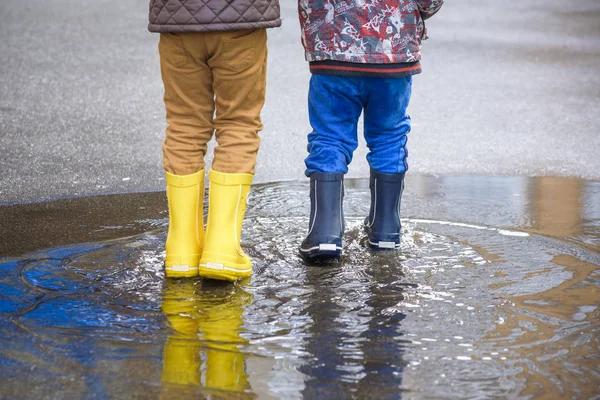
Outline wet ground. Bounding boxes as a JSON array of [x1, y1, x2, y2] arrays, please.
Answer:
[[1, 175, 598, 399], [2, 1, 599, 398]]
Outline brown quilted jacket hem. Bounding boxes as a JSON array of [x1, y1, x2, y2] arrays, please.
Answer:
[[148, 0, 281, 34], [148, 19, 281, 33]]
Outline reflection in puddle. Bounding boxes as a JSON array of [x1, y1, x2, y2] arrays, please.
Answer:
[[0, 176, 598, 398], [161, 279, 252, 394]]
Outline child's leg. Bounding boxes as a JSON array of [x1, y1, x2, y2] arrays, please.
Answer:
[[362, 76, 412, 250], [363, 76, 412, 174], [305, 74, 363, 175], [159, 33, 214, 277], [208, 29, 268, 175], [198, 29, 268, 281], [159, 33, 215, 175], [300, 75, 364, 262]]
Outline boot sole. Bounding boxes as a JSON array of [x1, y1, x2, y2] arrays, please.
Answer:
[[299, 244, 342, 263], [301, 252, 341, 263], [198, 267, 252, 282], [198, 258, 252, 282]]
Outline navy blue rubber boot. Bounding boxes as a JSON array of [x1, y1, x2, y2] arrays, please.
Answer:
[[364, 169, 405, 250], [300, 173, 345, 262]]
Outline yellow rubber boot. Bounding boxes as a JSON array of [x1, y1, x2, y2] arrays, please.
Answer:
[[199, 169, 253, 281], [164, 170, 205, 278]]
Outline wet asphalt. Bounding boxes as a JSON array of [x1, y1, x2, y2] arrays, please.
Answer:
[[1, 0, 600, 205]]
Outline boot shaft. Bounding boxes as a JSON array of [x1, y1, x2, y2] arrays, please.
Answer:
[[308, 172, 345, 237], [204, 169, 252, 248], [165, 170, 205, 247]]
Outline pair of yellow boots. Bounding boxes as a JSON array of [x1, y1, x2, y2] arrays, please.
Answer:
[[164, 168, 253, 281]]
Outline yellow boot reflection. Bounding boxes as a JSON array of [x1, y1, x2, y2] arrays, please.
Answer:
[[161, 279, 253, 393], [161, 280, 201, 386], [200, 286, 252, 392]]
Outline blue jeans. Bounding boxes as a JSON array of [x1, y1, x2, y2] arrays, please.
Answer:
[[305, 74, 412, 176]]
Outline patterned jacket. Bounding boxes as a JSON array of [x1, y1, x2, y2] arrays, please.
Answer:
[[299, 0, 443, 65]]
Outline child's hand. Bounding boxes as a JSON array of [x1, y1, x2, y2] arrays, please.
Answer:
[[415, 0, 444, 20]]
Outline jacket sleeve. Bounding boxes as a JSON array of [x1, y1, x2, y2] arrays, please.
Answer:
[[415, 0, 444, 20]]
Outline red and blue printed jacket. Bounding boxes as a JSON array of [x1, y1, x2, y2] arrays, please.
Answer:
[[299, 0, 443, 76]]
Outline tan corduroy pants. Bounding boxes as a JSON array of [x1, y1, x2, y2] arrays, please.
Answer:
[[158, 29, 268, 175]]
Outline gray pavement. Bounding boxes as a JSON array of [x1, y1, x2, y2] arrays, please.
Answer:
[[1, 0, 599, 204]]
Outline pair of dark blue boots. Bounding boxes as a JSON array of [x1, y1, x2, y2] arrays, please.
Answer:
[[299, 170, 405, 262]]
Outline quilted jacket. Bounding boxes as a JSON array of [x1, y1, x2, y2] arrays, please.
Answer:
[[299, 0, 443, 64], [149, 0, 281, 33]]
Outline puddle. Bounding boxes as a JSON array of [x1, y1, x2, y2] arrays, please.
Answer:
[[0, 176, 599, 399]]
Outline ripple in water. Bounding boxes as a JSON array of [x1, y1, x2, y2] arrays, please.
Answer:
[[0, 181, 598, 399]]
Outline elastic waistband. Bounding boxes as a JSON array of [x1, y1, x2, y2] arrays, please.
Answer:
[[310, 60, 421, 78]]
